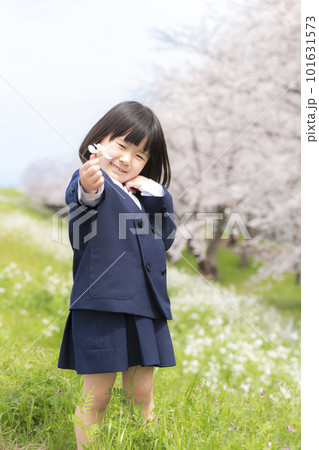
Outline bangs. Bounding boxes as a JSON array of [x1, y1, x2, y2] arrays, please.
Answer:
[[107, 111, 159, 156]]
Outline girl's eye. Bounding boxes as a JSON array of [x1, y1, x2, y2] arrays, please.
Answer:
[[116, 141, 145, 160]]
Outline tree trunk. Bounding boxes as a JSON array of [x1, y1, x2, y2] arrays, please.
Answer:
[[198, 204, 228, 279], [198, 237, 221, 279], [239, 241, 250, 267]]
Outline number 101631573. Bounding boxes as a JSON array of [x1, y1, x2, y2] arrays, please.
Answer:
[[306, 16, 316, 83]]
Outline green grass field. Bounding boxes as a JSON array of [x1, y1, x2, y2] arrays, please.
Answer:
[[176, 244, 301, 322], [0, 189, 300, 449]]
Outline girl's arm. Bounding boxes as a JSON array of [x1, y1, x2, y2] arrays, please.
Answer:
[[65, 169, 103, 251], [65, 169, 81, 207], [125, 176, 175, 251], [78, 179, 104, 207], [139, 185, 176, 252], [139, 178, 164, 197]]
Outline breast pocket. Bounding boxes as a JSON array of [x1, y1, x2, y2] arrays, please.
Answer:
[[88, 249, 137, 299]]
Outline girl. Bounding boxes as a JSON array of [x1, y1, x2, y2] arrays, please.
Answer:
[[58, 101, 176, 449]]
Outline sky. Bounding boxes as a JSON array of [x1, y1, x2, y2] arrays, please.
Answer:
[[0, 0, 210, 188]]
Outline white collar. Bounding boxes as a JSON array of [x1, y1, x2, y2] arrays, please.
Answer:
[[109, 175, 142, 210], [109, 175, 125, 189], [109, 176, 131, 193]]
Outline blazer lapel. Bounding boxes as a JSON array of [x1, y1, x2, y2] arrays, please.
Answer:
[[100, 168, 146, 213], [135, 191, 146, 213]]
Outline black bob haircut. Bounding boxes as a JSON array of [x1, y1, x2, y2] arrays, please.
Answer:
[[78, 101, 171, 188]]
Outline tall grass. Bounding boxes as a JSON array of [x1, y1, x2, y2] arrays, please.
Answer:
[[0, 189, 300, 449]]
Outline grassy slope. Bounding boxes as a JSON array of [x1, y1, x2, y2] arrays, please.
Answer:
[[0, 189, 300, 449]]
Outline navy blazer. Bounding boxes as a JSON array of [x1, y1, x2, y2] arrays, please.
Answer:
[[65, 168, 176, 320]]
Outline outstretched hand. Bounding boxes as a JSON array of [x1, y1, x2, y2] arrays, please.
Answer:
[[79, 154, 104, 194]]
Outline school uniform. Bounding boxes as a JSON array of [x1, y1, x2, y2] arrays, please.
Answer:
[[58, 167, 176, 374]]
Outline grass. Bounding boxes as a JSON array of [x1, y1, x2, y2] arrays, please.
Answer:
[[0, 188, 300, 449], [0, 188, 54, 220], [0, 347, 300, 449], [176, 245, 301, 321]]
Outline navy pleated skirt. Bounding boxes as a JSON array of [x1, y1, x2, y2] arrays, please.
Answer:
[[57, 309, 176, 374]]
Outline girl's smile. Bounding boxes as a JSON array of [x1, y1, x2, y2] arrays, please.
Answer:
[[109, 162, 128, 174], [98, 134, 150, 184]]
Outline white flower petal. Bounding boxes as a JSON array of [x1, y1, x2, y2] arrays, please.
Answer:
[[88, 145, 98, 153]]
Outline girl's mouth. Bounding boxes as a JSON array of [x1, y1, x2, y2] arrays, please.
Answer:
[[110, 162, 127, 173]]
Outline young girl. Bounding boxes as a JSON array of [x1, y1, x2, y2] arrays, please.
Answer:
[[58, 101, 176, 449]]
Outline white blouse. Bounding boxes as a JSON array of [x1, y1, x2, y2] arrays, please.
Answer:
[[77, 176, 164, 209]]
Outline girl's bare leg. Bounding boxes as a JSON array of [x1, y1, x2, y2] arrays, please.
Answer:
[[122, 366, 155, 424], [75, 372, 117, 450]]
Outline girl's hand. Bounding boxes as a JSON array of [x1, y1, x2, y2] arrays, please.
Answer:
[[125, 176, 150, 194], [79, 154, 104, 194]]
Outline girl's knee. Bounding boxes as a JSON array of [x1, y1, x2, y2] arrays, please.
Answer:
[[132, 380, 154, 405], [122, 366, 154, 406], [89, 390, 111, 412], [80, 387, 110, 414], [82, 373, 116, 412]]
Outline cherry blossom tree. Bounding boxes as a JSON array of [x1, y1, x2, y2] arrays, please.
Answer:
[[21, 155, 79, 208], [147, 0, 300, 284]]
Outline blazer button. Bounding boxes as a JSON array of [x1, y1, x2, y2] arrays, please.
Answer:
[[70, 187, 74, 193], [138, 219, 144, 228], [162, 268, 166, 276], [146, 264, 151, 272], [151, 226, 155, 233], [161, 206, 167, 213]]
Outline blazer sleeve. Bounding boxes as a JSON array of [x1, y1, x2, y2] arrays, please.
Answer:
[[65, 169, 105, 252], [78, 179, 105, 207], [139, 185, 176, 251], [65, 169, 81, 207]]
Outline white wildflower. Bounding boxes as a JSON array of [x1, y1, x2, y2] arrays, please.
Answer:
[[88, 143, 112, 159]]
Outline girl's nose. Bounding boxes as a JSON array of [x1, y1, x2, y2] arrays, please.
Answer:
[[119, 153, 130, 165]]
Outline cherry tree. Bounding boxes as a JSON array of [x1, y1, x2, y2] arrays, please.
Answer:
[[21, 155, 79, 208], [146, 0, 300, 283]]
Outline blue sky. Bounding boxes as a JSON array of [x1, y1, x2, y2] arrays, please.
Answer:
[[0, 0, 210, 187]]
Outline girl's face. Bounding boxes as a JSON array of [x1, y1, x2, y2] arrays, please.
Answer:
[[98, 134, 150, 184]]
